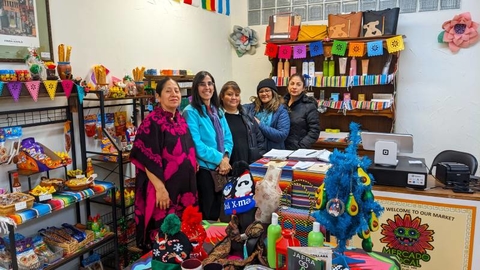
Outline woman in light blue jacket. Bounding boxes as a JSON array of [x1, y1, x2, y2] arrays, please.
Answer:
[[243, 78, 290, 152], [183, 71, 233, 221]]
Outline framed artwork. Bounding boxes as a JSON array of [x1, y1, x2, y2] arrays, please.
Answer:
[[0, 0, 53, 62]]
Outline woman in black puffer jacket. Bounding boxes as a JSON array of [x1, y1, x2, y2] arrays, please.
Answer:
[[284, 73, 320, 150]]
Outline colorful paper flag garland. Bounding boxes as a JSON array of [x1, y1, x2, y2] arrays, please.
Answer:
[[76, 84, 85, 104], [386, 36, 405, 53], [309, 41, 324, 57], [348, 42, 365, 57], [265, 43, 279, 58], [43, 80, 58, 100], [367, 40, 384, 57], [278, 45, 292, 59], [293, 45, 307, 59], [7, 82, 22, 102], [61, 80, 74, 99], [332, 40, 348, 56], [25, 81, 41, 102]]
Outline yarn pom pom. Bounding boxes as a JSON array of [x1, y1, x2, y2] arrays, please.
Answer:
[[232, 160, 250, 177], [182, 205, 203, 225], [161, 214, 181, 236]]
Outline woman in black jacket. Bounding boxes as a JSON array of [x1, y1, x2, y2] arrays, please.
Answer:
[[219, 81, 266, 164], [284, 73, 320, 150]]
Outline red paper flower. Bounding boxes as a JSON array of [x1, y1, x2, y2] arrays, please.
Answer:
[[442, 12, 479, 53]]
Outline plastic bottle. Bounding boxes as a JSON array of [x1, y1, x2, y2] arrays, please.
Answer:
[[277, 59, 284, 78], [323, 59, 329, 77], [86, 157, 94, 178], [350, 57, 357, 76], [12, 172, 22, 193], [283, 59, 290, 78], [308, 222, 324, 247], [267, 213, 282, 268]]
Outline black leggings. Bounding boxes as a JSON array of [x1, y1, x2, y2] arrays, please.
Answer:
[[197, 168, 222, 221]]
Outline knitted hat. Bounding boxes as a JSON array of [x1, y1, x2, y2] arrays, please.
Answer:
[[153, 214, 193, 264], [256, 78, 277, 94], [180, 205, 208, 261], [223, 161, 256, 215]]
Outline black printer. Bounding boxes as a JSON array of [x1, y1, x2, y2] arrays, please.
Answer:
[[435, 162, 471, 186]]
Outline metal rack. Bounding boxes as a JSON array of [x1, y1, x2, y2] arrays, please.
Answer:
[[76, 90, 150, 268], [1, 101, 118, 269]]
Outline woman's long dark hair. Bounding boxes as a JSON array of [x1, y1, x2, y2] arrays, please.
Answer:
[[190, 71, 219, 117], [219, 81, 243, 112]]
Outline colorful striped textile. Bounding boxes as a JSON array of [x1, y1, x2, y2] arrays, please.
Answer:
[[250, 158, 326, 190], [319, 100, 393, 111], [7, 181, 113, 225]]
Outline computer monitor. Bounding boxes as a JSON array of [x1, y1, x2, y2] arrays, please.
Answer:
[[361, 132, 414, 166]]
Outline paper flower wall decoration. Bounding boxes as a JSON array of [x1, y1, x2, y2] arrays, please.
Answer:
[[439, 12, 479, 53], [228, 25, 259, 57]]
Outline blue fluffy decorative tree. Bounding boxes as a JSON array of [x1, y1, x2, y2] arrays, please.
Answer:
[[313, 122, 383, 267]]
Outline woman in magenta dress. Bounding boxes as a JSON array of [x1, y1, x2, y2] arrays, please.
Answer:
[[130, 77, 197, 251]]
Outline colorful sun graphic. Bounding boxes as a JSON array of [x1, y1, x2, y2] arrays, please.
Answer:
[[380, 214, 434, 253]]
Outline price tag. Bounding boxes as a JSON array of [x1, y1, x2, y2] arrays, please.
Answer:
[[15, 201, 27, 211], [39, 194, 52, 201]]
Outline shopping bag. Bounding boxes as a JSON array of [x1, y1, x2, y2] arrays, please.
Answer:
[[328, 12, 363, 38], [254, 164, 282, 223], [362, 7, 400, 37], [297, 25, 328, 42], [265, 13, 301, 42], [277, 179, 316, 246]]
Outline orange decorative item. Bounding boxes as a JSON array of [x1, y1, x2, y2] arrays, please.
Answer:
[[57, 62, 72, 80], [275, 217, 301, 270]]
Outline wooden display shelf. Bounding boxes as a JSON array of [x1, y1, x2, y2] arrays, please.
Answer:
[[143, 74, 194, 82], [267, 34, 406, 45], [322, 108, 394, 119]]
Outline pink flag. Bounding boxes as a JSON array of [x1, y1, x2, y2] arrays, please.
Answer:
[[278, 45, 292, 59], [25, 81, 41, 102], [61, 80, 74, 98]]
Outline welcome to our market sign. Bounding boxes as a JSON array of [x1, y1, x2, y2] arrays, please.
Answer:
[[367, 196, 476, 270]]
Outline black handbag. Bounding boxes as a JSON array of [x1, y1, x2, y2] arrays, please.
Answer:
[[362, 7, 400, 37]]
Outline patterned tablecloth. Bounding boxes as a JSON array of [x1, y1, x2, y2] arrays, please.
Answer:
[[249, 158, 327, 190], [6, 180, 114, 225]]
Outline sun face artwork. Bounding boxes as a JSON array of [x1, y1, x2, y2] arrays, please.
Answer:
[[379, 214, 434, 267]]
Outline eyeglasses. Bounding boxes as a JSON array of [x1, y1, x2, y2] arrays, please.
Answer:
[[258, 89, 271, 94], [199, 82, 215, 87]]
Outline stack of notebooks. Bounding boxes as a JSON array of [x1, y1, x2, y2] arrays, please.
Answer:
[[263, 149, 332, 162]]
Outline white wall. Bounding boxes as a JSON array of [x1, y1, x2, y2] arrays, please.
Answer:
[[231, 2, 480, 171]]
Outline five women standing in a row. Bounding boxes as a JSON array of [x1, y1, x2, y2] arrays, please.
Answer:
[[132, 71, 320, 250]]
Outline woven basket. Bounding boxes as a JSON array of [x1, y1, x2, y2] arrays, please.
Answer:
[[43, 237, 79, 255], [0, 193, 35, 216], [77, 230, 94, 248]]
